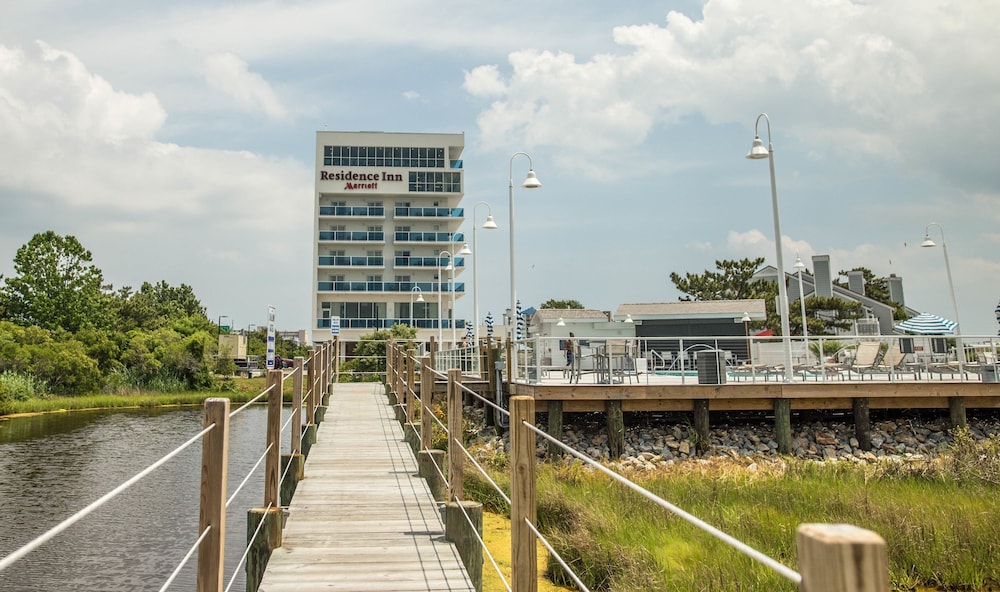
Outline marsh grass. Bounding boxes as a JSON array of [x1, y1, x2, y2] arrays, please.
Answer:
[[466, 433, 1000, 591], [0, 375, 285, 416]]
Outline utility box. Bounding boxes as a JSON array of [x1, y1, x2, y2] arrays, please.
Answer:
[[218, 334, 247, 359], [697, 350, 726, 385]]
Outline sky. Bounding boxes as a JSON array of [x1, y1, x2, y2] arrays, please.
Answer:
[[1, 0, 999, 339]]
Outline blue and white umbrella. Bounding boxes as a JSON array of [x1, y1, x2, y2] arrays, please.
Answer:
[[995, 298, 999, 335], [485, 312, 494, 338], [894, 312, 958, 335], [516, 300, 524, 340], [465, 323, 474, 342]]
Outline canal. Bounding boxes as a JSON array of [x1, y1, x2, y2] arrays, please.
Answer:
[[0, 404, 281, 592]]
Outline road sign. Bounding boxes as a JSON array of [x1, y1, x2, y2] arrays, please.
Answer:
[[330, 316, 340, 336]]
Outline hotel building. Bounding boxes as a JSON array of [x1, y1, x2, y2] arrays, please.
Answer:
[[312, 131, 468, 345]]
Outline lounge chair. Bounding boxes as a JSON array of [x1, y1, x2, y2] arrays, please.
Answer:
[[843, 341, 884, 380]]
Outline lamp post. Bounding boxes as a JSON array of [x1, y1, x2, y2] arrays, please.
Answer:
[[747, 113, 794, 382], [409, 286, 424, 328], [454, 242, 472, 345], [472, 201, 498, 344], [739, 311, 752, 364], [508, 152, 542, 341], [437, 251, 454, 345], [217, 315, 230, 338], [794, 254, 808, 359], [922, 223, 963, 368]]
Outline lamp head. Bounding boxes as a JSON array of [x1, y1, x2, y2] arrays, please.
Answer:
[[746, 136, 769, 160], [416, 293, 425, 303], [482, 215, 498, 230], [458, 242, 472, 255], [741, 312, 752, 323], [624, 314, 633, 323], [521, 170, 542, 189], [920, 235, 937, 248], [556, 317, 565, 327], [793, 255, 805, 271]]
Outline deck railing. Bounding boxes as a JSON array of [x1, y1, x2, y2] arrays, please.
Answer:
[[0, 340, 337, 592], [386, 341, 892, 592]]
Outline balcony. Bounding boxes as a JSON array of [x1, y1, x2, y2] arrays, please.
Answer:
[[316, 281, 465, 293], [316, 318, 467, 330], [394, 256, 465, 269], [394, 207, 463, 219], [318, 256, 385, 267], [318, 231, 385, 242], [393, 231, 465, 244], [319, 206, 386, 217]]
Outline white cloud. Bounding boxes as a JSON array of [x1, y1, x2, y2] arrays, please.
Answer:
[[203, 52, 288, 120], [402, 90, 420, 100], [465, 0, 1000, 191]]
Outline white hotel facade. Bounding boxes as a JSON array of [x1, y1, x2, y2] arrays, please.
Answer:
[[312, 131, 468, 345]]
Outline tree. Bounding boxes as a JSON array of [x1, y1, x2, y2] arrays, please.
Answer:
[[540, 299, 584, 309], [341, 325, 416, 383], [108, 281, 209, 333], [669, 258, 769, 301], [1, 231, 108, 332]]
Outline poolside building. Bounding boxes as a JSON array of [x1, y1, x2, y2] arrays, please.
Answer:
[[312, 131, 468, 347]]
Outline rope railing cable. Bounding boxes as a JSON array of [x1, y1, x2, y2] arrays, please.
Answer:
[[521, 421, 803, 585], [224, 501, 275, 592], [157, 525, 211, 592], [227, 442, 273, 508], [0, 423, 215, 574], [523, 518, 590, 592], [230, 383, 275, 418], [459, 382, 510, 418], [455, 443, 511, 506], [451, 492, 511, 592]]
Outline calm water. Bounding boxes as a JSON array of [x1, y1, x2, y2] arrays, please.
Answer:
[[0, 405, 283, 592]]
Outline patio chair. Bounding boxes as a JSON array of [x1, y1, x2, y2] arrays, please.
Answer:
[[843, 341, 884, 380]]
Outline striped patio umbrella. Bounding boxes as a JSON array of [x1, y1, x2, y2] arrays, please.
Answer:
[[465, 323, 473, 342], [516, 300, 524, 340], [893, 312, 958, 334], [485, 312, 494, 338], [995, 299, 1000, 335]]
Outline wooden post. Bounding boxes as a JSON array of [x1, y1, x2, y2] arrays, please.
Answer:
[[306, 347, 316, 425], [547, 400, 563, 459], [693, 399, 710, 454], [332, 335, 340, 379], [448, 368, 464, 503], [406, 348, 417, 423], [607, 400, 624, 459], [853, 397, 872, 451], [506, 339, 513, 385], [292, 357, 304, 455], [420, 355, 433, 450], [385, 339, 394, 390], [196, 398, 229, 592], [949, 396, 967, 429], [429, 335, 437, 370], [485, 344, 497, 429], [510, 396, 537, 592], [774, 398, 792, 454], [797, 523, 889, 592], [264, 369, 282, 508]]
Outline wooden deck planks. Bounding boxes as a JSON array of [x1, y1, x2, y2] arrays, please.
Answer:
[[258, 382, 475, 592]]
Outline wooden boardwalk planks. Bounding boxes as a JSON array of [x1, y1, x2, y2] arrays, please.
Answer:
[[258, 383, 475, 592]]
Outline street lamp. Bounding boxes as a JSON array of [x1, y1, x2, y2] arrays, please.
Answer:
[[922, 222, 963, 368], [217, 315, 230, 338], [454, 242, 472, 345], [508, 152, 542, 341], [437, 250, 454, 345], [747, 113, 794, 382], [793, 254, 808, 346], [409, 286, 424, 328], [472, 201, 498, 344]]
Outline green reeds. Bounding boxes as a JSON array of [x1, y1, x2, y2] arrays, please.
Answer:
[[466, 436, 1000, 591]]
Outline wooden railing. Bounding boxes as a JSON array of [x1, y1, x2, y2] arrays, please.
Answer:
[[384, 339, 892, 592]]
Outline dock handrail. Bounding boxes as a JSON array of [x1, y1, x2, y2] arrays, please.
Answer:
[[0, 339, 338, 592]]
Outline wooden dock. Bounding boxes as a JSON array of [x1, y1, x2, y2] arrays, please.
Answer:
[[258, 382, 475, 592]]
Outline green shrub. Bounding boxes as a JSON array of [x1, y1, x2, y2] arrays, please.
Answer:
[[0, 371, 47, 402]]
